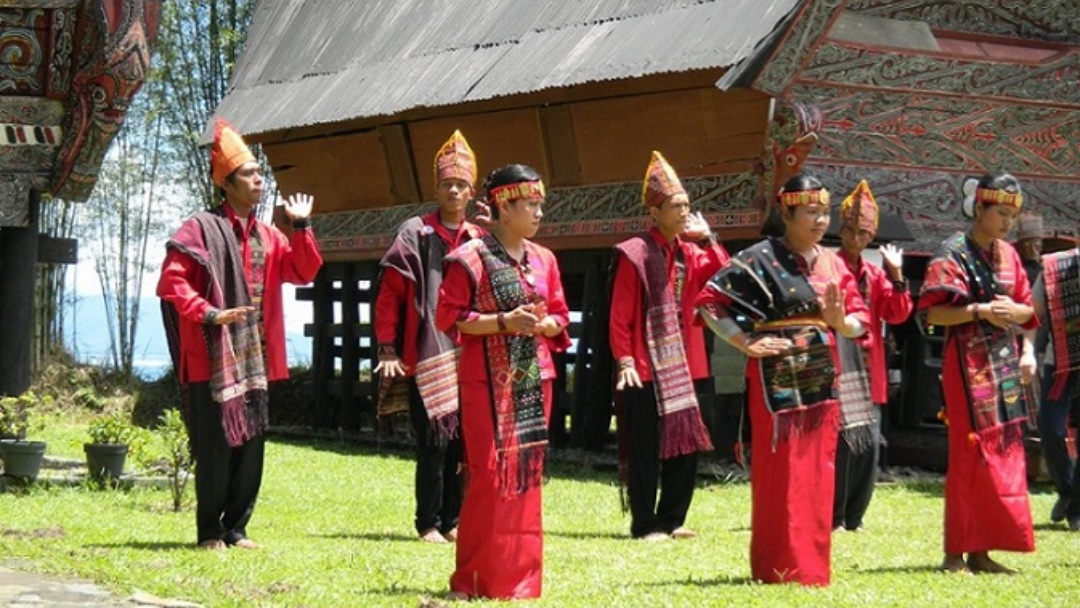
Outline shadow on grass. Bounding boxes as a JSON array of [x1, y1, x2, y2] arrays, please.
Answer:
[[891, 480, 945, 498], [855, 564, 948, 575], [269, 434, 415, 462], [640, 574, 756, 588], [545, 529, 626, 541], [1034, 522, 1071, 532], [350, 586, 435, 600], [315, 531, 418, 543], [84, 541, 192, 551]]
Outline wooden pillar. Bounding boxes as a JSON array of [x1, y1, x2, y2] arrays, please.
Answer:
[[307, 266, 336, 428], [567, 251, 613, 451], [0, 191, 39, 397], [338, 262, 360, 430]]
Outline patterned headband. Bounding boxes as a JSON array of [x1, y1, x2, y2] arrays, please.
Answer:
[[975, 187, 1023, 209], [489, 180, 545, 206], [779, 189, 830, 207]]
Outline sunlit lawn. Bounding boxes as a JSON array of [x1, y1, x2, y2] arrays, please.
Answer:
[[2, 425, 1078, 607]]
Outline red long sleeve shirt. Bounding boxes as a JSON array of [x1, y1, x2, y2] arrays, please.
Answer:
[[609, 227, 730, 382], [373, 212, 483, 374], [842, 256, 914, 404], [156, 205, 323, 383], [436, 242, 572, 381]]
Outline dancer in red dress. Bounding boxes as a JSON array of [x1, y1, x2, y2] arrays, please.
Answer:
[[696, 174, 869, 586], [918, 172, 1038, 574], [437, 164, 571, 600]]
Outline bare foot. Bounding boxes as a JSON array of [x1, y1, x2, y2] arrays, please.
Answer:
[[967, 552, 1016, 575], [939, 554, 971, 574], [443, 527, 458, 543], [420, 528, 448, 544], [231, 538, 262, 550], [670, 527, 697, 539], [197, 539, 226, 550]]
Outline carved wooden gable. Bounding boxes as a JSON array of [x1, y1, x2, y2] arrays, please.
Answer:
[[0, 0, 158, 226]]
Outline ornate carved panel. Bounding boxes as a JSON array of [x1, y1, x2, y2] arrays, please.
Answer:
[[752, 0, 846, 96], [0, 8, 49, 95], [847, 0, 1080, 44], [312, 174, 760, 257], [806, 162, 1080, 253], [0, 98, 64, 173], [49, 8, 76, 94], [52, 0, 159, 201], [794, 85, 1080, 177], [802, 42, 1080, 106], [0, 174, 31, 227], [0, 143, 54, 173], [2, 1, 80, 7], [0, 97, 64, 124]]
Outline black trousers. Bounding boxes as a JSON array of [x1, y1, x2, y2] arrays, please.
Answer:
[[703, 392, 746, 464], [408, 379, 463, 535], [188, 382, 265, 544], [622, 380, 708, 537], [833, 406, 881, 530]]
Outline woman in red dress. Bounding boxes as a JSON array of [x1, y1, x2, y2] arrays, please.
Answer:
[[436, 163, 571, 600], [696, 174, 869, 586], [918, 172, 1038, 574]]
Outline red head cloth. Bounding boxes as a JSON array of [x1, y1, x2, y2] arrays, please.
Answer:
[[642, 150, 686, 208], [434, 129, 477, 186], [210, 119, 256, 186], [840, 179, 879, 234]]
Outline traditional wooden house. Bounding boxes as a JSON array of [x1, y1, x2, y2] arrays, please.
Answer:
[[210, 0, 1080, 452], [0, 0, 159, 397]]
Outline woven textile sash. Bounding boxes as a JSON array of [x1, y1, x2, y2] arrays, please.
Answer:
[[957, 325, 1026, 453], [614, 236, 712, 460], [450, 236, 547, 496], [698, 238, 823, 324], [835, 334, 874, 453], [756, 324, 836, 450], [924, 233, 1027, 451], [162, 210, 268, 448], [377, 215, 464, 439], [698, 239, 836, 450], [1043, 250, 1080, 400]]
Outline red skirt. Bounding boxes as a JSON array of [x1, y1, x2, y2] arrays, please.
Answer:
[[450, 380, 551, 599], [747, 360, 838, 587], [941, 343, 1034, 554]]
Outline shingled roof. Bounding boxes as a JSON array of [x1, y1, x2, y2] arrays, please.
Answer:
[[210, 0, 802, 139]]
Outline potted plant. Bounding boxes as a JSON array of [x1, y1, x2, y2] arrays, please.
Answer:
[[85, 411, 138, 484], [0, 391, 49, 482]]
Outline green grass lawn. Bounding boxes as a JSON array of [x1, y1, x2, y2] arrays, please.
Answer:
[[2, 429, 1078, 607]]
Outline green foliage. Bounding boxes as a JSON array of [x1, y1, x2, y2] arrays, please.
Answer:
[[156, 408, 192, 513], [0, 391, 50, 440], [153, 0, 256, 211], [86, 412, 137, 446], [74, 387, 105, 411]]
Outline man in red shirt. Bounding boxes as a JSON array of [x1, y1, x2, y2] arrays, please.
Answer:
[[609, 151, 729, 540], [374, 130, 484, 543], [833, 180, 913, 532], [157, 120, 323, 550]]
